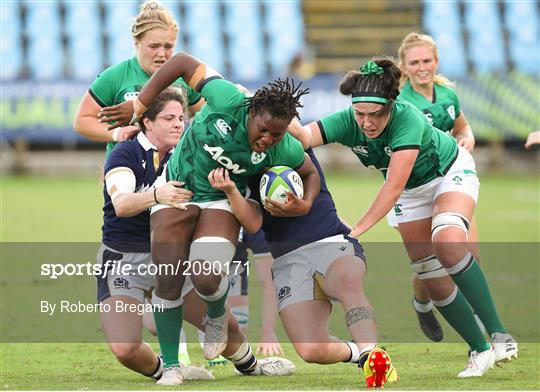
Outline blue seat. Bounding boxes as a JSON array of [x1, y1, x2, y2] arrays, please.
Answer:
[[183, 2, 225, 72], [102, 0, 139, 65], [0, 1, 22, 80], [504, 0, 539, 74], [464, 2, 506, 73], [25, 1, 64, 80], [224, 2, 265, 80], [64, 1, 103, 80], [422, 0, 466, 77], [263, 0, 304, 75]]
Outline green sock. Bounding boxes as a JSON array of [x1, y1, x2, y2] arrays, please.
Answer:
[[153, 304, 183, 368], [435, 288, 491, 353], [205, 278, 229, 318], [450, 256, 507, 335]]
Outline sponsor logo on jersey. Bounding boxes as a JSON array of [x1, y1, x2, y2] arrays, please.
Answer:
[[203, 145, 247, 174], [113, 277, 130, 290], [447, 105, 456, 120], [384, 146, 393, 157], [278, 285, 291, 302], [123, 91, 139, 101], [251, 151, 266, 164], [352, 145, 368, 156], [213, 119, 232, 138], [394, 203, 403, 216], [423, 111, 434, 124], [452, 175, 463, 185], [142, 159, 146, 169]]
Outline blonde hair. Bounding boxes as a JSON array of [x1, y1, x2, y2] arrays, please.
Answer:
[[131, 0, 179, 41], [397, 32, 455, 88]]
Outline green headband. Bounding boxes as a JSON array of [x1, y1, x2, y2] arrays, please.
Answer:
[[352, 96, 388, 104], [360, 61, 384, 76]]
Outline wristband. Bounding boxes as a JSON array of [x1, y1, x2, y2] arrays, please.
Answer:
[[153, 188, 159, 204], [112, 127, 122, 142]]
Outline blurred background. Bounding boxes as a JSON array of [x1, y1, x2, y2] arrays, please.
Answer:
[[0, 0, 538, 174]]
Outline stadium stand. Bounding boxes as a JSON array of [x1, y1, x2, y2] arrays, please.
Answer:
[[102, 0, 139, 65], [25, 0, 64, 80], [1, 1, 22, 80], [224, 1, 265, 81], [1, 0, 538, 146], [463, 1, 506, 73], [183, 1, 225, 72], [503, 0, 540, 74], [422, 0, 467, 78], [65, 2, 103, 80], [263, 0, 304, 76]]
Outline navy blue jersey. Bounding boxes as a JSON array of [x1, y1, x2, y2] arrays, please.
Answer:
[[248, 147, 351, 258], [102, 133, 171, 252]]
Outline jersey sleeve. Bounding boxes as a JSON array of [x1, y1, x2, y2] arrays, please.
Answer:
[[89, 65, 121, 107], [174, 78, 202, 107], [199, 78, 245, 115], [447, 86, 461, 118], [104, 142, 137, 174], [268, 133, 306, 169], [317, 107, 359, 147], [389, 107, 424, 151]]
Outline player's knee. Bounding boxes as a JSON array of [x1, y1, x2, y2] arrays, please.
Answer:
[[329, 268, 364, 300], [109, 342, 141, 364], [294, 343, 329, 364]]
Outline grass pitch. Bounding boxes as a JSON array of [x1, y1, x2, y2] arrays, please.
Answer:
[[1, 171, 539, 390]]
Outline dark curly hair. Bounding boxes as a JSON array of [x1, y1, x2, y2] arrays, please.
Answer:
[[340, 58, 401, 109], [243, 78, 310, 122]]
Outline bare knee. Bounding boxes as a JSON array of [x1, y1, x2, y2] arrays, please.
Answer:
[[433, 231, 468, 267], [109, 342, 142, 365], [328, 269, 364, 302], [294, 343, 329, 364]]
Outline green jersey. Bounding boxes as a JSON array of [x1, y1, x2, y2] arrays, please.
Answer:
[[319, 100, 458, 189], [398, 80, 460, 133], [89, 56, 202, 156], [167, 78, 306, 202]]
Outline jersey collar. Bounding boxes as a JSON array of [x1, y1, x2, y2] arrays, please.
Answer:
[[137, 132, 157, 151]]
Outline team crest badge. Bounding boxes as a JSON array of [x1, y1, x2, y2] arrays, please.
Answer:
[[251, 151, 266, 164], [352, 145, 368, 155], [384, 146, 393, 156], [447, 105, 456, 120]]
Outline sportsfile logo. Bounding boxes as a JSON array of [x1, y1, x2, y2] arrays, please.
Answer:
[[278, 285, 291, 302]]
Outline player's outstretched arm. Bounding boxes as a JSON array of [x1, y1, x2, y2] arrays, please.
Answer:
[[209, 168, 262, 233], [99, 52, 203, 129], [451, 112, 475, 153], [350, 149, 417, 238]]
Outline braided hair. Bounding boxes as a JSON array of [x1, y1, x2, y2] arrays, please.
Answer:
[[244, 78, 310, 122]]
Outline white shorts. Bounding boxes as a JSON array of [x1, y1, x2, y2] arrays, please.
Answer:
[[271, 234, 365, 312], [96, 243, 194, 303], [150, 165, 233, 215], [392, 147, 480, 224]]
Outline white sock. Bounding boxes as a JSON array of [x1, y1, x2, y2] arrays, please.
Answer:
[[198, 329, 205, 350], [413, 297, 433, 313], [179, 328, 188, 355], [343, 340, 361, 363]]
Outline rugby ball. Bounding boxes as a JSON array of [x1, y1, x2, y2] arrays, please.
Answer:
[[259, 166, 304, 204]]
